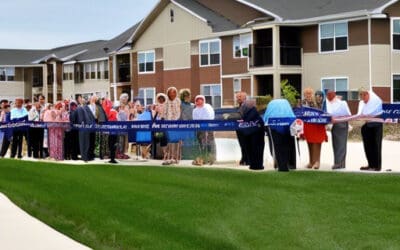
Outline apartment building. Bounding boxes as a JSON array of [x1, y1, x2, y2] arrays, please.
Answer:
[[1, 0, 400, 110], [109, 0, 400, 109]]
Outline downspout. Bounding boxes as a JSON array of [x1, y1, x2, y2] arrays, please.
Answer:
[[113, 54, 117, 101], [53, 61, 57, 101], [368, 15, 372, 91]]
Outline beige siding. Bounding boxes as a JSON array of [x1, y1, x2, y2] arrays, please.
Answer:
[[134, 3, 213, 51], [62, 80, 75, 99], [371, 45, 391, 87], [0, 81, 25, 100], [73, 80, 110, 96], [164, 42, 191, 70], [304, 45, 374, 91]]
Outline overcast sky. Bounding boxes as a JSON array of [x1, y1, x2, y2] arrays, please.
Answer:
[[0, 0, 159, 49]]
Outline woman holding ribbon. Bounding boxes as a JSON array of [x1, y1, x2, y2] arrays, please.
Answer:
[[301, 88, 327, 170]]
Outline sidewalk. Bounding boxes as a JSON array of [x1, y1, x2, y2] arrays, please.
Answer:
[[0, 135, 398, 250], [0, 193, 91, 250]]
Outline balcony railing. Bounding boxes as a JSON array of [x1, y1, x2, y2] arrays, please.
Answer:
[[250, 44, 302, 67], [249, 44, 273, 67], [280, 46, 301, 66]]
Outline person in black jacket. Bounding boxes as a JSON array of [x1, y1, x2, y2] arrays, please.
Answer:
[[238, 100, 265, 170]]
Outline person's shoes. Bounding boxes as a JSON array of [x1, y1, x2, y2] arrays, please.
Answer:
[[332, 164, 345, 170], [306, 163, 313, 169], [239, 160, 247, 166], [249, 166, 264, 171], [162, 160, 172, 165], [312, 162, 320, 170], [192, 158, 203, 166], [360, 166, 381, 171], [108, 159, 118, 164]]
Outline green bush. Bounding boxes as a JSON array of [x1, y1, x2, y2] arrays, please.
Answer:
[[281, 79, 300, 107]]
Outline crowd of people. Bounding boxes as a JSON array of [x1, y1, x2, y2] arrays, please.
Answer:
[[0, 88, 218, 166], [0, 87, 384, 171]]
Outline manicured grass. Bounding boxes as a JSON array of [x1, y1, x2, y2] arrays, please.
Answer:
[[0, 159, 399, 250]]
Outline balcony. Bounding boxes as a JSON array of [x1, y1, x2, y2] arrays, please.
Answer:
[[249, 44, 273, 67], [280, 46, 301, 66]]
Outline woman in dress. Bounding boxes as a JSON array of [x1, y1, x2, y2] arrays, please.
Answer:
[[302, 88, 327, 169]]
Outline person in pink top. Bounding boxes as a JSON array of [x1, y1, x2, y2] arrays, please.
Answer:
[[43, 102, 68, 161]]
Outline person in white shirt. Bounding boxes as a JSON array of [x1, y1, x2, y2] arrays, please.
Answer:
[[326, 90, 351, 170], [357, 88, 383, 171], [192, 95, 216, 165]]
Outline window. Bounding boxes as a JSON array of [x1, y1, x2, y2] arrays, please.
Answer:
[[201, 84, 221, 108], [393, 75, 400, 102], [200, 40, 220, 66], [320, 22, 348, 52], [233, 79, 242, 106], [96, 60, 109, 79], [321, 77, 348, 100], [138, 87, 155, 106], [117, 54, 130, 82], [84, 62, 97, 79], [0, 67, 15, 82], [63, 65, 74, 80], [393, 19, 400, 50], [233, 33, 252, 58], [138, 51, 155, 73]]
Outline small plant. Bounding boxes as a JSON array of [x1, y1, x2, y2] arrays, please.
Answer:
[[281, 79, 300, 107]]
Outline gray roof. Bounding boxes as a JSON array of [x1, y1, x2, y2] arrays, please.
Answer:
[[0, 21, 141, 65], [49, 40, 107, 61], [242, 0, 394, 21], [174, 0, 240, 32], [104, 22, 141, 53], [0, 49, 50, 66]]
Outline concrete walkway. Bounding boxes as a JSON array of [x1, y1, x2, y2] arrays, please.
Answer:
[[0, 133, 399, 249], [0, 193, 91, 250]]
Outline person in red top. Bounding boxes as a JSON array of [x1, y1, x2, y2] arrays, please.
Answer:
[[106, 103, 119, 164], [302, 88, 327, 169]]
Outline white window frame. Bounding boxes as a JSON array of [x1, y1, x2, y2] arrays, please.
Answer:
[[233, 33, 252, 58], [94, 60, 109, 79], [200, 83, 222, 108], [199, 39, 221, 67], [138, 87, 156, 106], [138, 50, 155, 74], [63, 65, 74, 81], [319, 21, 349, 53], [321, 77, 349, 100], [84, 62, 97, 80], [391, 18, 400, 52], [392, 74, 400, 103], [0, 67, 15, 82]]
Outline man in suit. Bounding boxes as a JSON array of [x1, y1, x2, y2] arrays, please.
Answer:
[[70, 97, 96, 162]]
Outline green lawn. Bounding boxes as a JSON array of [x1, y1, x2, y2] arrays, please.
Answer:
[[0, 159, 399, 250]]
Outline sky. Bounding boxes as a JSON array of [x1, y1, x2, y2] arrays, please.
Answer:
[[0, 0, 159, 49]]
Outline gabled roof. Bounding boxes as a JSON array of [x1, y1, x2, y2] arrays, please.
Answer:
[[241, 0, 396, 22], [128, 0, 269, 44], [102, 22, 141, 54], [173, 0, 239, 32], [34, 40, 108, 63], [0, 21, 142, 65], [0, 49, 50, 66]]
